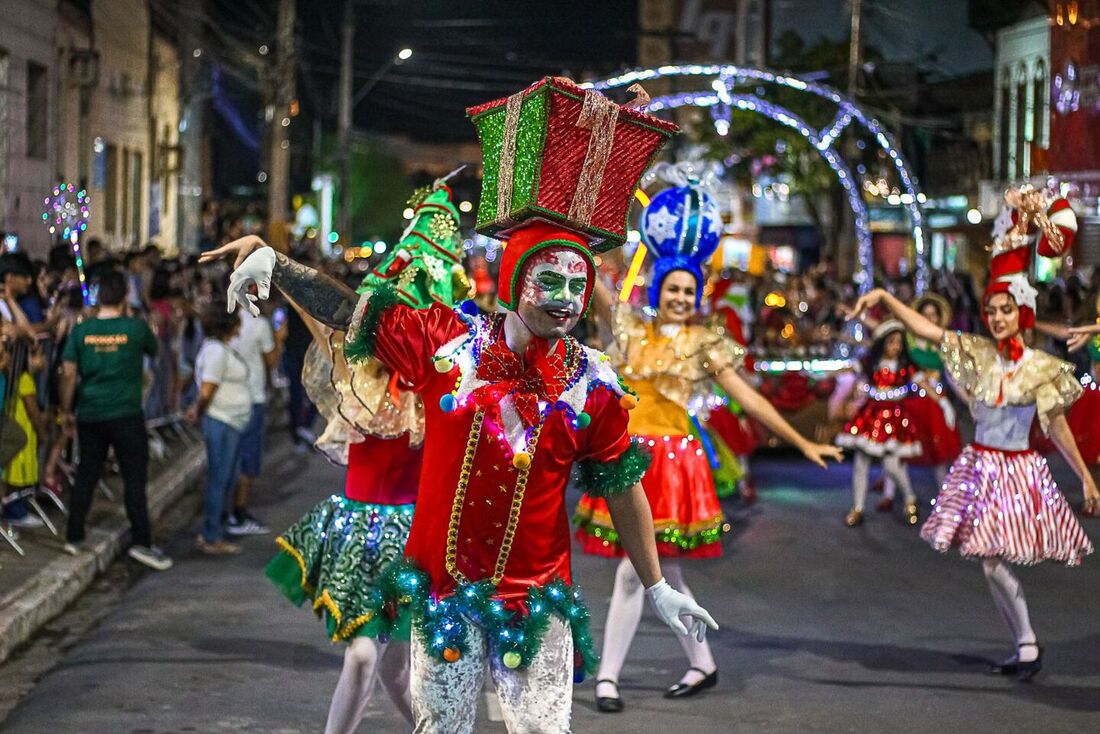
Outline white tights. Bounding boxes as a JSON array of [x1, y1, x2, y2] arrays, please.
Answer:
[[982, 559, 1038, 662], [852, 451, 915, 511], [325, 637, 413, 734], [595, 558, 716, 695]]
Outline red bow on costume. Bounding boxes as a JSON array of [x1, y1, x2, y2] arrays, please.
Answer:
[[471, 339, 569, 427], [997, 336, 1024, 363]]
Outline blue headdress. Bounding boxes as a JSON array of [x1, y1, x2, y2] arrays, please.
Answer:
[[640, 168, 723, 309]]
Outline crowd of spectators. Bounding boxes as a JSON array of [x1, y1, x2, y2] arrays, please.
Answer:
[[0, 235, 312, 565]]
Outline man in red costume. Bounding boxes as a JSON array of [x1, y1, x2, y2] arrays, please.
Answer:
[[201, 218, 717, 732]]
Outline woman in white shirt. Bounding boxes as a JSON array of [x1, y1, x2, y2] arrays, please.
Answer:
[[189, 304, 253, 555]]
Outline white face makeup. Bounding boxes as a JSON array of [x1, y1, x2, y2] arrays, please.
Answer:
[[657, 270, 697, 324], [516, 248, 589, 340]]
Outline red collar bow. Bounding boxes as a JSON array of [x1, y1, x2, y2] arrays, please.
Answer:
[[997, 336, 1025, 363], [471, 338, 571, 427]]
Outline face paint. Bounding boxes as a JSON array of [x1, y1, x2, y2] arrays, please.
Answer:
[[515, 248, 590, 340]]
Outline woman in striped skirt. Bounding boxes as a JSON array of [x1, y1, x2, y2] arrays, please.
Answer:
[[847, 218, 1097, 679]]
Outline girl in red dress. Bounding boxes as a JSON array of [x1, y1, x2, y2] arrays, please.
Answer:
[[834, 320, 922, 526]]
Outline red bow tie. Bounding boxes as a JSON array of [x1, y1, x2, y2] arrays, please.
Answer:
[[471, 338, 569, 427], [997, 336, 1024, 363]]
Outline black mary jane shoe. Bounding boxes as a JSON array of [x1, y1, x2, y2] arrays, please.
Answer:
[[987, 642, 1042, 679], [595, 679, 624, 713], [1015, 644, 1043, 682], [664, 667, 718, 699]]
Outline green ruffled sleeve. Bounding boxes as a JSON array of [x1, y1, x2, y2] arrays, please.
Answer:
[[575, 441, 652, 499]]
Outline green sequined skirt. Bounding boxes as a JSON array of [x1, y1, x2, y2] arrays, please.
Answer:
[[265, 494, 414, 641]]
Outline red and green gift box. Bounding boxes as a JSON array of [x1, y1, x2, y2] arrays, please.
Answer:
[[467, 77, 678, 252]]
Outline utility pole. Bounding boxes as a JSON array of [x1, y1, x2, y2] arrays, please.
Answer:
[[847, 0, 862, 98], [266, 0, 296, 253], [337, 0, 354, 246]]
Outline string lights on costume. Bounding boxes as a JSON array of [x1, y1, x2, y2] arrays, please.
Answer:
[[582, 65, 928, 293], [42, 184, 91, 304]]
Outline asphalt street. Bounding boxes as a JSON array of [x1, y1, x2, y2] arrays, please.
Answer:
[[2, 440, 1099, 733]]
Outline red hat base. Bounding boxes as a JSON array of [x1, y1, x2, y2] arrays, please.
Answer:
[[496, 221, 595, 313]]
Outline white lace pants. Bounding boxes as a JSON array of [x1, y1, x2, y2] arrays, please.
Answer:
[[411, 616, 573, 734]]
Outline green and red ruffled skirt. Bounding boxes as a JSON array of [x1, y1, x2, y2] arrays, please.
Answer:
[[574, 434, 726, 558], [265, 494, 415, 641]]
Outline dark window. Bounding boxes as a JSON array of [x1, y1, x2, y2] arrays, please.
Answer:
[[1015, 78, 1028, 176], [105, 143, 118, 233], [998, 84, 1011, 179], [130, 150, 142, 244], [25, 61, 48, 159], [1033, 62, 1047, 148]]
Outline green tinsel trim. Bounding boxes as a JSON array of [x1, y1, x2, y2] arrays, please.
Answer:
[[344, 285, 401, 363], [574, 514, 725, 552], [574, 441, 652, 499], [372, 560, 599, 675]]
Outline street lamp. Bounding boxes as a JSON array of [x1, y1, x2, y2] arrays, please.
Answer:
[[353, 47, 414, 108]]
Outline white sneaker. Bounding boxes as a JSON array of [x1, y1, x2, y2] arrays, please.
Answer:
[[227, 512, 271, 536], [128, 545, 174, 571], [7, 514, 45, 529]]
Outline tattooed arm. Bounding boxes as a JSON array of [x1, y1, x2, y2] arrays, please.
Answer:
[[198, 236, 358, 330], [270, 251, 358, 330]]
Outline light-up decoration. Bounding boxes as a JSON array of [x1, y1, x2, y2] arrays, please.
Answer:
[[42, 184, 90, 304], [619, 189, 652, 302], [584, 65, 928, 293]]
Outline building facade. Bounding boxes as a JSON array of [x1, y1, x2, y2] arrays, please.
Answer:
[[0, 0, 59, 254], [0, 0, 180, 256]]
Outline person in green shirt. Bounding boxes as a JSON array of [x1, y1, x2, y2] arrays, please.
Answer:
[[59, 269, 172, 571]]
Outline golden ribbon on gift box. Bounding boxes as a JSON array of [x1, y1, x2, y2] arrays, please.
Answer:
[[494, 81, 652, 229]]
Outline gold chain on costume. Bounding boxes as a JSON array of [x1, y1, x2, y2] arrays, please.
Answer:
[[445, 410, 543, 585]]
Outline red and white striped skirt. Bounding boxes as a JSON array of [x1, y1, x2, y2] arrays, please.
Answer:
[[920, 445, 1093, 567]]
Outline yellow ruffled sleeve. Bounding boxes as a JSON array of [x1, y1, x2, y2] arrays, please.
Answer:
[[938, 330, 993, 396], [700, 332, 746, 378], [1033, 361, 1083, 433]]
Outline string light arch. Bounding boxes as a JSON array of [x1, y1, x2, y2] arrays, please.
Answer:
[[582, 65, 928, 293]]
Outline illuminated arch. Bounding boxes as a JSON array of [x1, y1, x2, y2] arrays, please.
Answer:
[[582, 65, 928, 293]]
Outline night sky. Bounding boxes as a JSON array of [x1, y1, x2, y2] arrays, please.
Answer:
[[771, 0, 994, 78]]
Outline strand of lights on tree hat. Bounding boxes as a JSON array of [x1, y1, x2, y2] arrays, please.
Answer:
[[42, 184, 90, 305], [581, 65, 927, 293]]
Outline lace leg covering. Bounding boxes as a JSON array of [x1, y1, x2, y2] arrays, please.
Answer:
[[489, 617, 574, 734], [411, 625, 486, 734]]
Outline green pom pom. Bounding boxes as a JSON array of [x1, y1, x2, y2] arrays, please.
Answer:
[[574, 412, 591, 429], [502, 651, 522, 669]]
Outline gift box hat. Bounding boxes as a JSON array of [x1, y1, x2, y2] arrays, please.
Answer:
[[467, 77, 678, 252]]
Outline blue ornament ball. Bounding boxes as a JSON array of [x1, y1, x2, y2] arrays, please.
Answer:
[[459, 299, 480, 316], [639, 185, 722, 261], [439, 394, 458, 412]]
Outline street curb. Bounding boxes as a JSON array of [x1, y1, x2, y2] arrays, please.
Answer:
[[0, 445, 206, 665]]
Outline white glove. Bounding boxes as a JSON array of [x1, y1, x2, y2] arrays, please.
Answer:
[[646, 578, 719, 643], [226, 247, 276, 316]]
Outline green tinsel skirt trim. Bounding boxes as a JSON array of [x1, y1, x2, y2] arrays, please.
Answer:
[[374, 560, 599, 676], [574, 441, 652, 498], [264, 495, 415, 642], [573, 511, 726, 554], [344, 285, 401, 363]]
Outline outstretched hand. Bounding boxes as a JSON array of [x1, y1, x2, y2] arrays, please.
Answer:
[[802, 442, 844, 469], [843, 288, 886, 321], [1067, 323, 1100, 353], [198, 235, 268, 269], [646, 579, 719, 643], [224, 247, 276, 316]]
